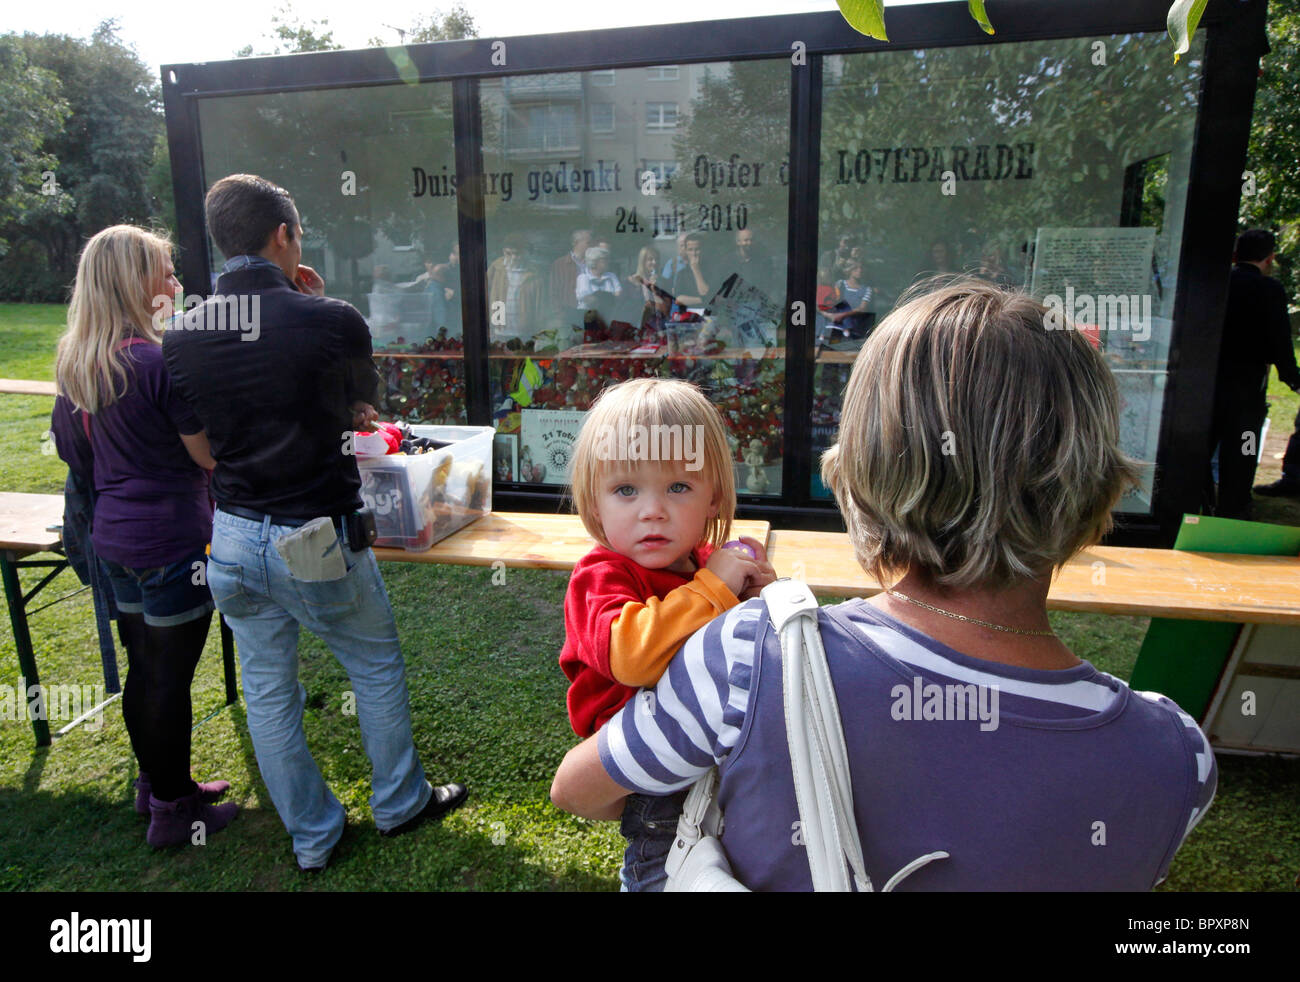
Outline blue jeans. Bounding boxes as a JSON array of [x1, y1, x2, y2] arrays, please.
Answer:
[[206, 509, 431, 868], [619, 789, 688, 892]]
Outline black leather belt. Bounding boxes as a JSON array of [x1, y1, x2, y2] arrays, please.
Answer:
[[220, 505, 347, 532]]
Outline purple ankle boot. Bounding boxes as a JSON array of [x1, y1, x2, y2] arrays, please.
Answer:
[[135, 772, 231, 816], [146, 791, 239, 849]]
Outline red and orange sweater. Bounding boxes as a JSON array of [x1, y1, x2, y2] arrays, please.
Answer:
[[559, 544, 740, 738]]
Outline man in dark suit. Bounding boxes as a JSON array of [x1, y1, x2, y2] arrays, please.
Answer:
[[1208, 229, 1300, 518]]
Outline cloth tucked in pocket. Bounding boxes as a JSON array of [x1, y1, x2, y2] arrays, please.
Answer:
[[272, 518, 347, 582]]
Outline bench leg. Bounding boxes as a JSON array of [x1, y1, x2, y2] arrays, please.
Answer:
[[1, 550, 51, 747]]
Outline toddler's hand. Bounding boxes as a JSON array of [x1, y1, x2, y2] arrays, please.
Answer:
[[731, 537, 776, 600], [705, 546, 759, 599]]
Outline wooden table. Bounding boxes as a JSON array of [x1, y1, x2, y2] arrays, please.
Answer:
[[765, 530, 1300, 625], [1, 494, 112, 745], [373, 512, 772, 569], [0, 492, 236, 746], [8, 494, 1298, 746], [0, 379, 56, 397]]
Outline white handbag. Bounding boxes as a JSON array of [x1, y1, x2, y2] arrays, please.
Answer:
[[664, 579, 948, 892]]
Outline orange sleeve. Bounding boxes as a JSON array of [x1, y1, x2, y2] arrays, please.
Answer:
[[608, 568, 739, 687]]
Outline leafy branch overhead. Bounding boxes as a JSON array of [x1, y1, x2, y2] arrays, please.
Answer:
[[836, 0, 1207, 60]]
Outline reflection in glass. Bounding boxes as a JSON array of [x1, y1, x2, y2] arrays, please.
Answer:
[[198, 82, 465, 422], [814, 34, 1206, 512], [479, 60, 792, 495]]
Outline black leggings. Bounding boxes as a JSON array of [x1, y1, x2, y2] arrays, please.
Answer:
[[116, 611, 212, 802]]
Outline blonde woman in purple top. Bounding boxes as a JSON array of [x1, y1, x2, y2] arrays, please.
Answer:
[[51, 225, 238, 850]]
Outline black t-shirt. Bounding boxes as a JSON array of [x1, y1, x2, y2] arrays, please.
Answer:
[[162, 265, 380, 518], [1217, 263, 1300, 398]]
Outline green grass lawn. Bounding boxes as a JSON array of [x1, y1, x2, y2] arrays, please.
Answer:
[[1, 303, 1297, 891]]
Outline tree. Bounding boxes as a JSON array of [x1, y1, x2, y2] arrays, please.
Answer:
[[0, 21, 163, 300], [0, 36, 69, 260], [235, 2, 343, 57], [146, 131, 176, 238], [1239, 0, 1300, 305], [367, 4, 478, 47]]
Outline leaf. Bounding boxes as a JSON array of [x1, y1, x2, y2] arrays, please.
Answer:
[[836, 0, 888, 41], [968, 0, 995, 35], [1167, 0, 1209, 64]]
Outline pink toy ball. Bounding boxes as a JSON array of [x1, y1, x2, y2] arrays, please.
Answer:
[[721, 540, 756, 559]]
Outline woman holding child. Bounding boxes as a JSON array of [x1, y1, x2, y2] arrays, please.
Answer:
[[51, 225, 237, 849], [553, 279, 1216, 890]]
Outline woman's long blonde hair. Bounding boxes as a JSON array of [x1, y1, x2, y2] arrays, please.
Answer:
[[54, 225, 173, 413]]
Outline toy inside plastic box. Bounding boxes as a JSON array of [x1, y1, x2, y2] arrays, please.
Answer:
[[356, 425, 492, 551]]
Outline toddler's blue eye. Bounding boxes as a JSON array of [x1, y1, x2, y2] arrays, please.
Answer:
[[669, 482, 690, 493], [614, 485, 636, 497]]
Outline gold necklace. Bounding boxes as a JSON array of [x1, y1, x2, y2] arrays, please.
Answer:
[[885, 589, 1057, 637]]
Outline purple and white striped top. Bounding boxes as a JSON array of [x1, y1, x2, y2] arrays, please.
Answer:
[[599, 597, 1216, 890]]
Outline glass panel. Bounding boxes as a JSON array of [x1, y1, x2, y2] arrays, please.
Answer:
[[197, 80, 465, 424], [815, 34, 1206, 510], [478, 60, 791, 495]]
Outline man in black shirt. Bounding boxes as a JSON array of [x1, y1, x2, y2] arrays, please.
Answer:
[[164, 174, 466, 872], [1208, 229, 1300, 518]]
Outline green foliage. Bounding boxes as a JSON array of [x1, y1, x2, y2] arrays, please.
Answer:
[[1167, 0, 1210, 63], [839, 1, 1204, 60], [235, 2, 344, 57], [366, 3, 479, 47], [968, 1, 996, 36], [836, 0, 890, 40], [1240, 0, 1300, 306], [146, 132, 177, 238], [837, 0, 997, 39], [0, 21, 164, 301], [0, 37, 70, 260]]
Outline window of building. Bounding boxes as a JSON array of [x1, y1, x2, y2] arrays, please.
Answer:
[[590, 102, 615, 133], [508, 104, 579, 153], [645, 102, 678, 132], [647, 65, 680, 81], [590, 69, 615, 86]]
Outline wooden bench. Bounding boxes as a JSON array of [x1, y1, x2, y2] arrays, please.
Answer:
[[0, 379, 56, 397], [7, 492, 1299, 749], [372, 512, 771, 568], [765, 530, 1300, 626]]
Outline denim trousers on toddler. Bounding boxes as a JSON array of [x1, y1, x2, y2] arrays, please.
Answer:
[[618, 788, 689, 892]]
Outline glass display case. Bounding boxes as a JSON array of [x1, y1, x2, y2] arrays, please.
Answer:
[[812, 33, 1205, 513], [162, 0, 1268, 544]]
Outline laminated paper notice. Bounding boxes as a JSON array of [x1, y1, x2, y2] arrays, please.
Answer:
[[1029, 227, 1156, 300]]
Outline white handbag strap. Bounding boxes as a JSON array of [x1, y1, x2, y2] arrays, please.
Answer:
[[764, 578, 948, 892]]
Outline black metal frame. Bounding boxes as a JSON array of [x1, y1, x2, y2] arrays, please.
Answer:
[[161, 0, 1269, 546]]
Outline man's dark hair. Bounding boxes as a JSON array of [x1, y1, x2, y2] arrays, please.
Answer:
[[1235, 229, 1276, 264], [205, 174, 301, 259]]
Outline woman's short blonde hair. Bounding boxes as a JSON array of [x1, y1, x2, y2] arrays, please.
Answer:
[[55, 224, 173, 413], [570, 378, 735, 549], [821, 277, 1140, 590]]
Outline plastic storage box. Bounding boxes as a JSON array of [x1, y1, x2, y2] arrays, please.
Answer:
[[356, 425, 492, 551]]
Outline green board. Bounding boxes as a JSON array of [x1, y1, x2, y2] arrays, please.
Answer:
[[1128, 515, 1300, 720]]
